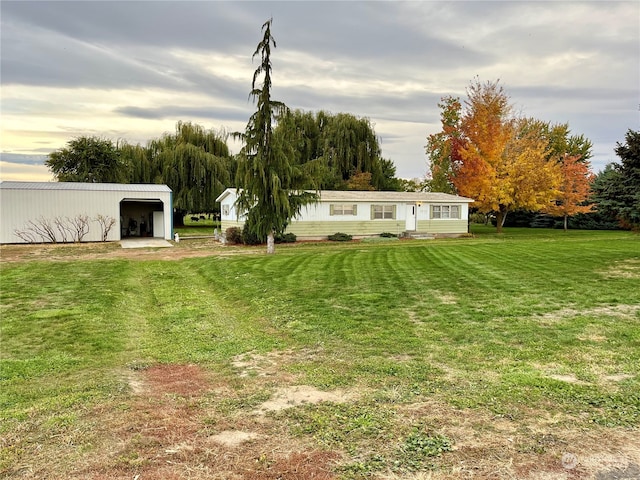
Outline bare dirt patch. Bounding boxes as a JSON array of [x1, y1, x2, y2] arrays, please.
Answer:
[[254, 385, 355, 414], [603, 374, 633, 382], [600, 259, 640, 279], [433, 290, 458, 305], [231, 350, 359, 414], [534, 362, 635, 387], [209, 430, 260, 447], [231, 348, 319, 380], [538, 304, 640, 325], [548, 373, 588, 385]]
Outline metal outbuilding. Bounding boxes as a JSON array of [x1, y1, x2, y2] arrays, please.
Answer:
[[0, 181, 173, 244]]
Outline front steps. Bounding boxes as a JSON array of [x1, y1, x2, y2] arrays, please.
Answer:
[[402, 231, 436, 240]]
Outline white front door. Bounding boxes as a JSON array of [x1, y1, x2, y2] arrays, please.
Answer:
[[405, 204, 417, 231]]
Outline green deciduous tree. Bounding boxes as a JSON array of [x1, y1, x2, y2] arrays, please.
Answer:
[[234, 18, 316, 254], [518, 119, 593, 164], [46, 136, 128, 183]]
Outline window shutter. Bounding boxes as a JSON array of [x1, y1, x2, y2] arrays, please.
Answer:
[[330, 204, 334, 216], [371, 205, 375, 220], [352, 205, 357, 215], [392, 205, 397, 219]]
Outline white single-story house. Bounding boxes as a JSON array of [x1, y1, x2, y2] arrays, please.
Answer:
[[216, 188, 474, 239], [0, 181, 173, 244]]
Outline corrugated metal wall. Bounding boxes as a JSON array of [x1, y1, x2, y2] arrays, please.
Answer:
[[0, 186, 172, 244]]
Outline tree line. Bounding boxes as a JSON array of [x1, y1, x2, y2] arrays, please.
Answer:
[[425, 79, 639, 232], [46, 111, 402, 226], [46, 20, 638, 243]]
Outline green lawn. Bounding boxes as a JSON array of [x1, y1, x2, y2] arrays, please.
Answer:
[[175, 215, 219, 237], [1, 228, 638, 478]]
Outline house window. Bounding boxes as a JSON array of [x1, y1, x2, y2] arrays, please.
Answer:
[[431, 205, 460, 219], [330, 204, 357, 216], [371, 205, 396, 220], [222, 205, 230, 216]]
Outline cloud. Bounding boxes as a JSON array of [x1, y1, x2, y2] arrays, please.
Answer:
[[1, 1, 638, 180], [0, 157, 52, 182], [114, 104, 249, 124]]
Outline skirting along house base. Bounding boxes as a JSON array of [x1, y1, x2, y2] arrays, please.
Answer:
[[216, 188, 474, 240], [0, 182, 173, 244]]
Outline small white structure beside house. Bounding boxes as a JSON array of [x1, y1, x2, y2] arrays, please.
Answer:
[[216, 188, 474, 239], [0, 181, 173, 244]]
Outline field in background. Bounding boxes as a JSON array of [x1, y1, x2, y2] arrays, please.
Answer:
[[1, 228, 639, 479], [175, 215, 220, 237]]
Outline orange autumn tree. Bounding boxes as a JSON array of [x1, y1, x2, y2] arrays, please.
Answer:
[[452, 79, 561, 232], [545, 154, 595, 231], [346, 171, 376, 191]]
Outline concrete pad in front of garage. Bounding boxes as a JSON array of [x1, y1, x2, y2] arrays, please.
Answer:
[[120, 238, 173, 249]]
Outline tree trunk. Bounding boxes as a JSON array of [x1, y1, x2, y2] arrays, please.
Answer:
[[495, 207, 508, 233], [564, 215, 568, 232], [266, 231, 275, 254]]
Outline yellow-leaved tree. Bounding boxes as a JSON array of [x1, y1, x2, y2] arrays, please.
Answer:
[[452, 79, 561, 232]]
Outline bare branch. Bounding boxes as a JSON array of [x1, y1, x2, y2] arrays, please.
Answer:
[[68, 215, 90, 242], [95, 214, 116, 242], [14, 228, 37, 243], [29, 217, 58, 243], [54, 216, 74, 243]]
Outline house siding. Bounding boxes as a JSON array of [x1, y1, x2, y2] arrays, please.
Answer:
[[417, 219, 468, 234], [287, 220, 406, 237], [216, 188, 473, 240]]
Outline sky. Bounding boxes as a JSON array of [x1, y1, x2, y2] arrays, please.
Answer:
[[1, 1, 638, 183]]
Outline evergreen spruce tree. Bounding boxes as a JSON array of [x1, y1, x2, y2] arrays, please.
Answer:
[[234, 18, 316, 253]]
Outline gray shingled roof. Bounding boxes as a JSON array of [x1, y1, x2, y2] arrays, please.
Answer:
[[0, 181, 172, 192], [316, 190, 473, 203], [217, 188, 473, 203]]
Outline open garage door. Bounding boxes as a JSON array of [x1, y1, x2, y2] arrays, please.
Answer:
[[120, 199, 165, 239]]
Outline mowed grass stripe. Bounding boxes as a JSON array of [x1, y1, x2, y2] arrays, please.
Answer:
[[0, 260, 135, 417]]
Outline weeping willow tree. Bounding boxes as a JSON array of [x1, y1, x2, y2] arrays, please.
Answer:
[[117, 121, 232, 225], [272, 109, 400, 190], [119, 142, 154, 183], [148, 122, 231, 224], [234, 18, 317, 254]]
